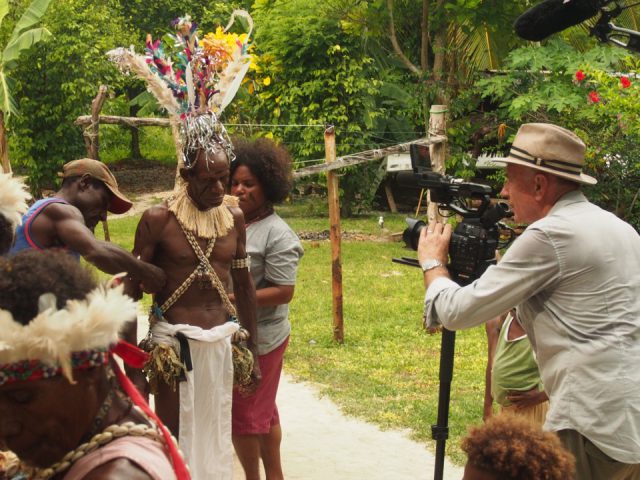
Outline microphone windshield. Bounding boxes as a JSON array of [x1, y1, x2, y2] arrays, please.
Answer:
[[514, 0, 602, 41]]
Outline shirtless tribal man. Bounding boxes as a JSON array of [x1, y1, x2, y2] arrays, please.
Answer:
[[124, 115, 261, 480], [109, 12, 261, 479]]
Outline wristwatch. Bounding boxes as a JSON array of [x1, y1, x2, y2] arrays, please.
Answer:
[[420, 259, 445, 272]]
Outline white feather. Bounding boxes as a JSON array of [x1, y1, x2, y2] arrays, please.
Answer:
[[107, 47, 181, 117], [0, 286, 135, 371], [0, 174, 30, 227], [186, 64, 195, 110]]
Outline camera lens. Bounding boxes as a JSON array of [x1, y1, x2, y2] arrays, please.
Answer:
[[403, 217, 426, 251]]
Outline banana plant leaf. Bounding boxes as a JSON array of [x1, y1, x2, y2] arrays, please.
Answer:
[[7, 0, 52, 45], [0, 70, 18, 116], [2, 27, 51, 66], [0, 0, 9, 29]]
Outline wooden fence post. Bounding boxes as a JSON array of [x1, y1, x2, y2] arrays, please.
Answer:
[[325, 125, 344, 343], [427, 105, 447, 224], [84, 85, 110, 241], [86, 85, 108, 160]]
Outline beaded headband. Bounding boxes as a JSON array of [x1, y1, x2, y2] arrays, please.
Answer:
[[107, 10, 254, 168], [0, 285, 136, 386]]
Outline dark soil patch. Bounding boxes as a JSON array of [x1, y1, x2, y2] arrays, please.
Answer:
[[297, 230, 392, 242], [108, 159, 176, 196]]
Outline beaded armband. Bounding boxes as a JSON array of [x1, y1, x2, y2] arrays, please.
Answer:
[[231, 256, 250, 269]]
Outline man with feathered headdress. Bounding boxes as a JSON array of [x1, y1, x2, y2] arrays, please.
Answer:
[[109, 12, 260, 480]]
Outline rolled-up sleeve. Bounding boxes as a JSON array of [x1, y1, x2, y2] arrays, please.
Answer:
[[424, 226, 560, 330], [264, 231, 304, 286]]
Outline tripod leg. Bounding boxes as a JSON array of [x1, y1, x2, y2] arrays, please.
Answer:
[[432, 328, 456, 480]]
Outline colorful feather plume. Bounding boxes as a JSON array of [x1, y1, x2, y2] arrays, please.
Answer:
[[109, 10, 253, 118], [107, 46, 181, 117]]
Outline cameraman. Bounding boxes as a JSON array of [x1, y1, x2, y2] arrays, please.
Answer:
[[419, 123, 640, 480]]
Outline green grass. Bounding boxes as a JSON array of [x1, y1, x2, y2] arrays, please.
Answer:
[[102, 200, 486, 465]]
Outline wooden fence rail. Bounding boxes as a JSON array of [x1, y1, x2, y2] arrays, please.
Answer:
[[292, 135, 446, 178]]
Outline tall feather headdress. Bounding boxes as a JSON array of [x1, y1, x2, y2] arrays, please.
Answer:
[[107, 10, 254, 168]]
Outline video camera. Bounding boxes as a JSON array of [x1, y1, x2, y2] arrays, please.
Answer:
[[393, 143, 513, 283]]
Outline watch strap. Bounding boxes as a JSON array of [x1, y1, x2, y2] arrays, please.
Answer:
[[421, 259, 445, 272]]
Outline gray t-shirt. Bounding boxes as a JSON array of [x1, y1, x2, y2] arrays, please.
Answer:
[[246, 213, 303, 355]]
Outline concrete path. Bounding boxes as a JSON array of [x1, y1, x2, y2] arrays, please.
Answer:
[[232, 373, 464, 480]]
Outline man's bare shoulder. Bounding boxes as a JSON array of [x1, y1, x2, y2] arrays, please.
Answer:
[[40, 200, 84, 222], [227, 204, 244, 223], [135, 203, 176, 243], [140, 202, 172, 224]]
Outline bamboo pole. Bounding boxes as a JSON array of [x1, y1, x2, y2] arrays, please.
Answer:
[[325, 126, 344, 343], [427, 105, 447, 225], [75, 114, 171, 128]]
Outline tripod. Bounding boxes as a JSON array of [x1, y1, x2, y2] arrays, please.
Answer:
[[432, 327, 456, 480]]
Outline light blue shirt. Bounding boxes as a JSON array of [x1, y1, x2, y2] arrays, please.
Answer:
[[425, 190, 640, 463]]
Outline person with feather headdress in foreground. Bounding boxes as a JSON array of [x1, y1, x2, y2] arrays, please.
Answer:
[[108, 12, 260, 480], [0, 250, 190, 480]]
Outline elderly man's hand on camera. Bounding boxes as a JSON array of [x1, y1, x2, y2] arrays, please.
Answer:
[[417, 222, 452, 286]]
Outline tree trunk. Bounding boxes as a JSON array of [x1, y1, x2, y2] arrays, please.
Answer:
[[431, 0, 448, 104], [127, 87, 143, 160], [0, 112, 11, 174], [421, 0, 430, 71]]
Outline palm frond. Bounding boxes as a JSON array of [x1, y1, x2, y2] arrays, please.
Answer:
[[447, 22, 515, 82]]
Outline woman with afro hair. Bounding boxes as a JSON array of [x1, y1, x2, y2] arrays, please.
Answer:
[[229, 137, 304, 480], [462, 414, 575, 479]]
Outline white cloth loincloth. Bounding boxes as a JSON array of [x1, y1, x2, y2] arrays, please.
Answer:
[[150, 320, 239, 480]]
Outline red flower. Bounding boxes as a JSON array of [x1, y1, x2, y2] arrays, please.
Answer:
[[575, 70, 586, 82], [588, 91, 600, 103], [620, 76, 631, 88]]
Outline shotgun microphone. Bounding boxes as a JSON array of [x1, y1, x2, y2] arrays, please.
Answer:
[[514, 0, 604, 41]]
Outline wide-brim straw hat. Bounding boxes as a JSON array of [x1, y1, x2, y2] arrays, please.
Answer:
[[501, 123, 597, 185]]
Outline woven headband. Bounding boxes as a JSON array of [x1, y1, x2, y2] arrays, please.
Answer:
[[0, 349, 109, 387]]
